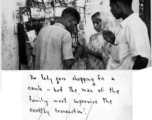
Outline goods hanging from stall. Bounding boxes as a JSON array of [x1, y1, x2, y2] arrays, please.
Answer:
[[18, 0, 86, 70]]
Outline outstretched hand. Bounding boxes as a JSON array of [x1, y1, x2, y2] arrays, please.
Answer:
[[84, 47, 90, 55], [102, 30, 115, 44], [75, 45, 85, 57]]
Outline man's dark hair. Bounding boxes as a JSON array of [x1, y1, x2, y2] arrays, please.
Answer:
[[110, 0, 133, 7], [61, 7, 80, 24], [91, 12, 100, 19]]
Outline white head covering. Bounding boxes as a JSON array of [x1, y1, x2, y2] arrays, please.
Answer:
[[100, 12, 115, 32]]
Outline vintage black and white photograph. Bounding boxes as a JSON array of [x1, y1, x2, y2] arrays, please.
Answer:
[[0, 1, 152, 120], [1, 0, 151, 70]]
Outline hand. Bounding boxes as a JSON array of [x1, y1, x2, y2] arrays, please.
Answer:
[[75, 45, 84, 56], [84, 47, 90, 55], [103, 30, 115, 44]]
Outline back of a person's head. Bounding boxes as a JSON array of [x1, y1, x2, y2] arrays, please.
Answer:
[[61, 7, 80, 24], [91, 12, 100, 19], [110, 0, 133, 7]]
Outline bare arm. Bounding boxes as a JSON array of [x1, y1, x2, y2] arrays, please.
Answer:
[[63, 46, 84, 69]]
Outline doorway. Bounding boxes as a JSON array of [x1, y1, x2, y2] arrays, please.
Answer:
[[139, 0, 151, 44]]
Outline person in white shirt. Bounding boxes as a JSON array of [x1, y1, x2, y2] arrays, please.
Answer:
[[103, 0, 151, 70]]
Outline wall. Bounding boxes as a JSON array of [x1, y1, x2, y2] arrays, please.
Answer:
[[1, 0, 25, 70], [85, 14, 96, 43], [132, 0, 139, 14]]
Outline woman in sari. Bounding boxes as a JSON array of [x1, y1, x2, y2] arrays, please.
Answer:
[[84, 12, 112, 69]]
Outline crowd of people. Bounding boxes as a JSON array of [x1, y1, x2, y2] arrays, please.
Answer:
[[33, 0, 151, 70]]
